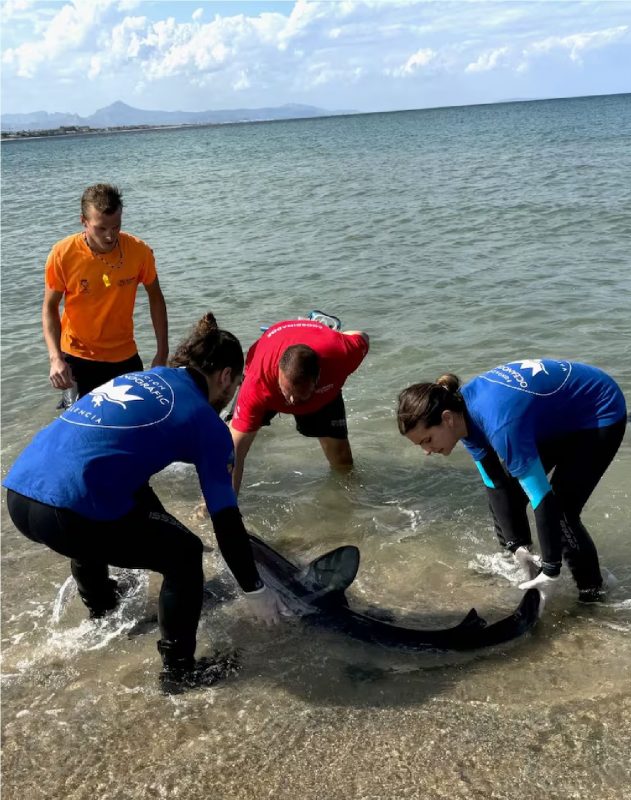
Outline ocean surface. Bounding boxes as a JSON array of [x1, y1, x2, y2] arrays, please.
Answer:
[[2, 94, 630, 800]]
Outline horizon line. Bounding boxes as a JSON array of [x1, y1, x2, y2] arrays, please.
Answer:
[[3, 90, 629, 119]]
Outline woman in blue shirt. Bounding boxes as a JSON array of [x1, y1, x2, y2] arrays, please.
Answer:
[[4, 312, 283, 693], [397, 359, 627, 604]]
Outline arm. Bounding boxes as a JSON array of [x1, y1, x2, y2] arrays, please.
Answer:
[[211, 505, 283, 624], [475, 452, 532, 551], [343, 330, 369, 347], [144, 277, 169, 367], [210, 506, 262, 592], [517, 459, 564, 577], [196, 425, 282, 623], [476, 449, 563, 576], [42, 286, 74, 389], [228, 425, 258, 496]]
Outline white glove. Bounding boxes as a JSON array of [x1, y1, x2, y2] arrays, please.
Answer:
[[519, 571, 560, 615], [244, 585, 286, 626], [513, 546, 542, 581]]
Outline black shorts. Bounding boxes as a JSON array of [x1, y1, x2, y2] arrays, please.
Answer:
[[64, 352, 144, 398], [262, 392, 349, 440]]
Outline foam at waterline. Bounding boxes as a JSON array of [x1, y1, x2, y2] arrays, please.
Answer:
[[598, 621, 631, 632], [30, 568, 151, 660], [468, 551, 532, 585]]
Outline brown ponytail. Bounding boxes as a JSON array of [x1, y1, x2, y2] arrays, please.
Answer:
[[169, 312, 243, 378], [195, 312, 218, 336], [397, 374, 464, 434], [436, 373, 461, 393]]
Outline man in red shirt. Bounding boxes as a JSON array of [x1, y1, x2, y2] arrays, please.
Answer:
[[229, 320, 369, 494]]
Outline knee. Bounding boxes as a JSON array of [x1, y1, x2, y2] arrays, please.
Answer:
[[157, 532, 204, 580], [561, 509, 584, 532]]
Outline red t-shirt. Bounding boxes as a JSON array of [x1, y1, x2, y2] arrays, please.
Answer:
[[231, 320, 369, 433]]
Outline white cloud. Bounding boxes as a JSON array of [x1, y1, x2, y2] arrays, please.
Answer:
[[88, 54, 102, 80], [1, 0, 36, 19], [465, 46, 510, 73], [2, 0, 119, 77], [524, 25, 628, 64], [305, 63, 364, 88], [2, 1, 630, 113], [232, 69, 250, 91], [394, 47, 436, 76]]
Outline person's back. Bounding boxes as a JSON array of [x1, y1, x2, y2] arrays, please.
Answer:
[[234, 319, 368, 425], [229, 318, 369, 495], [4, 367, 230, 521], [461, 359, 625, 476]]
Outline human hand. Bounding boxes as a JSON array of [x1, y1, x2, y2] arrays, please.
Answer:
[[513, 546, 542, 581], [519, 571, 560, 615], [49, 356, 74, 390], [244, 585, 287, 626], [151, 352, 168, 368]]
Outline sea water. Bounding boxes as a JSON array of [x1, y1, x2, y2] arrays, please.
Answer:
[[2, 94, 630, 799]]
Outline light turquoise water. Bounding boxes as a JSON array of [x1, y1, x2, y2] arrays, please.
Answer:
[[2, 95, 631, 799]]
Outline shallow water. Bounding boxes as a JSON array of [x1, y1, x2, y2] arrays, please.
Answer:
[[2, 95, 631, 799]]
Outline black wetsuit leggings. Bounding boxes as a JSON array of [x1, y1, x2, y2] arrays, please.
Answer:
[[487, 417, 627, 590], [7, 486, 203, 659]]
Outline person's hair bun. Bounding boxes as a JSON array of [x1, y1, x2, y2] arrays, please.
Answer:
[[197, 312, 218, 335], [436, 373, 461, 393]]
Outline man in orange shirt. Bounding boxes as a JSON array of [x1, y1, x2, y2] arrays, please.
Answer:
[[43, 183, 168, 398]]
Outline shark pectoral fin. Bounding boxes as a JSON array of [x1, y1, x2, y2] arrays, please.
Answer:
[[456, 607, 487, 631], [302, 545, 360, 593]]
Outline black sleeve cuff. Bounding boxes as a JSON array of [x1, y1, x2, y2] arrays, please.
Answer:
[[210, 506, 262, 593]]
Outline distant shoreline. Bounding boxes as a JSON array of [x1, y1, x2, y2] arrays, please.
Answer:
[[0, 120, 286, 141], [3, 92, 628, 141]]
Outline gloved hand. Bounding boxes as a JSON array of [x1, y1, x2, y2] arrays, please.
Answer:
[[244, 585, 287, 626], [513, 546, 542, 581], [519, 571, 560, 615]]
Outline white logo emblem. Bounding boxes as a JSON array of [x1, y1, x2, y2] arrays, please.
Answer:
[[519, 359, 549, 377], [90, 380, 143, 409]]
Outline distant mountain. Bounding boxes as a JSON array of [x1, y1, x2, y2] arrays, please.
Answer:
[[1, 101, 353, 132]]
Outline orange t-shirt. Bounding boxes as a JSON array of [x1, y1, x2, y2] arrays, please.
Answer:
[[45, 232, 157, 362]]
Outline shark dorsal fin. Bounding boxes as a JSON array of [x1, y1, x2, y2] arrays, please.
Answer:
[[455, 607, 487, 631], [302, 545, 360, 593]]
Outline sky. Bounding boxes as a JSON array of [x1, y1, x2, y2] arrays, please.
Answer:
[[1, 0, 630, 116]]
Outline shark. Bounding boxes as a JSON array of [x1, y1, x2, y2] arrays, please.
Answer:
[[226, 533, 541, 652]]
